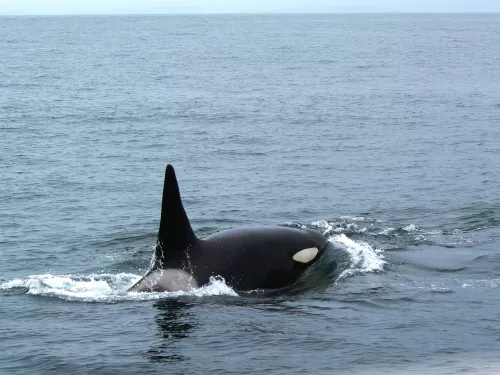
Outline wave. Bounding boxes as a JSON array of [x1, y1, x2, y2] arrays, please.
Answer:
[[9, 215, 486, 302], [0, 273, 238, 302], [0, 232, 385, 302], [306, 216, 496, 249], [329, 233, 386, 279], [297, 219, 387, 282]]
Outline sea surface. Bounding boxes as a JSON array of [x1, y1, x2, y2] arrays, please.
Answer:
[[1, 14, 500, 374]]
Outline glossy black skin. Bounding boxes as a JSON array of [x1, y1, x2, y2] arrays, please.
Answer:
[[129, 165, 329, 292], [158, 226, 328, 290]]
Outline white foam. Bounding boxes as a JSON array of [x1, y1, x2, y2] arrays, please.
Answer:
[[329, 233, 385, 278], [426, 229, 442, 235], [312, 220, 333, 235], [340, 215, 369, 221], [378, 227, 395, 235], [403, 224, 417, 232], [0, 273, 238, 302], [346, 223, 367, 233], [312, 220, 368, 236]]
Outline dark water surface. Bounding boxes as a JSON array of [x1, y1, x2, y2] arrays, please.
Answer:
[[1, 14, 500, 374]]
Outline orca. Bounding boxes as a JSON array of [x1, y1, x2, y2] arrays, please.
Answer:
[[129, 165, 329, 293]]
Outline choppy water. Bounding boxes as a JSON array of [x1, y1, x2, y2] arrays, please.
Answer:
[[1, 14, 500, 374]]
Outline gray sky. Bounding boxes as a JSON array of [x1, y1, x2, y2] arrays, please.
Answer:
[[1, 0, 500, 15]]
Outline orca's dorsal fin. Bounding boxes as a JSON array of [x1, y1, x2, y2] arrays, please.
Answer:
[[156, 165, 197, 262]]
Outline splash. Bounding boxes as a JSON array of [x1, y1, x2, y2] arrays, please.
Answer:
[[288, 219, 387, 279], [310, 217, 482, 248], [329, 233, 386, 278], [402, 224, 417, 232], [312, 219, 371, 237], [0, 273, 238, 302]]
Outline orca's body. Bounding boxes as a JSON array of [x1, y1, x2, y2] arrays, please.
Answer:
[[129, 165, 329, 292]]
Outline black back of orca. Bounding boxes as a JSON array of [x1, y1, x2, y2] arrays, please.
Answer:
[[129, 165, 329, 292]]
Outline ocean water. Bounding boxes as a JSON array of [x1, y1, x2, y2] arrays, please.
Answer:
[[1, 13, 500, 374]]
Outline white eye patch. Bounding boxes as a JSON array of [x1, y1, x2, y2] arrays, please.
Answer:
[[292, 247, 319, 264]]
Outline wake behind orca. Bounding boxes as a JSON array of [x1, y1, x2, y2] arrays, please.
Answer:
[[129, 165, 329, 293]]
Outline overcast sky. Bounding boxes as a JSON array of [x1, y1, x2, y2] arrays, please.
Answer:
[[1, 0, 500, 15]]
